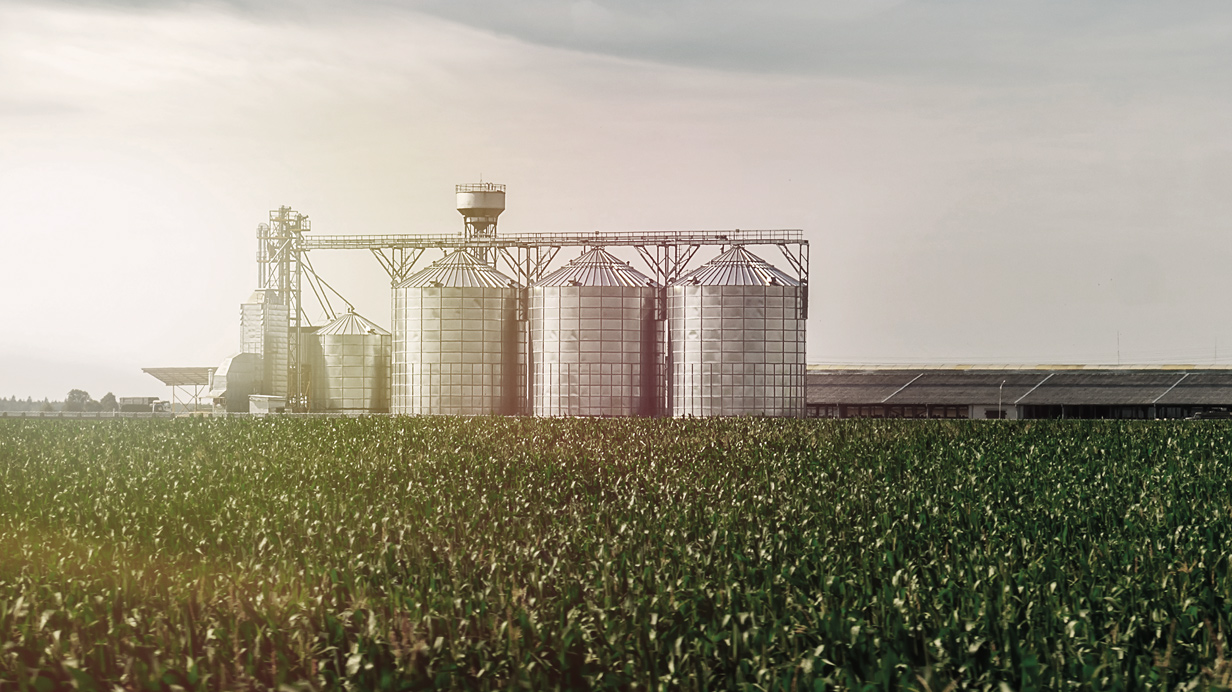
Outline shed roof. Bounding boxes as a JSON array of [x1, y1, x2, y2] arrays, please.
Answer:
[[1147, 371, 1232, 405], [807, 368, 1232, 407], [1012, 371, 1185, 405], [888, 371, 1052, 405], [806, 370, 922, 405], [142, 367, 215, 387]]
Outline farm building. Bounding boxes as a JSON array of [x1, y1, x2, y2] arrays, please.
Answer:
[[806, 365, 1232, 420]]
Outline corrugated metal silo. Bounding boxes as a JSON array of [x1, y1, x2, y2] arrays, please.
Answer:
[[310, 310, 391, 413], [530, 248, 657, 416], [393, 251, 520, 415], [240, 289, 288, 397], [668, 246, 805, 417]]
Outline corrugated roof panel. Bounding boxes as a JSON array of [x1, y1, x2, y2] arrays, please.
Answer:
[[315, 310, 390, 336], [400, 250, 518, 289], [535, 247, 656, 287], [806, 370, 924, 405], [1156, 372, 1232, 405], [1014, 371, 1183, 405], [885, 371, 1054, 405], [672, 246, 798, 287]]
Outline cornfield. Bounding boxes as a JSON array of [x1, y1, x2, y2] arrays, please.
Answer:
[[0, 417, 1230, 690]]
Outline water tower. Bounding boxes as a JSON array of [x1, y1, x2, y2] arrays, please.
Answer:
[[457, 182, 505, 265]]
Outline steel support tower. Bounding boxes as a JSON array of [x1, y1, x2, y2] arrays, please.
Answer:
[[256, 207, 309, 409]]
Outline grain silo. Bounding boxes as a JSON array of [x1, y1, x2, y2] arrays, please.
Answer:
[[240, 288, 288, 397], [393, 250, 520, 415], [667, 246, 805, 417], [309, 310, 391, 413], [530, 248, 657, 417]]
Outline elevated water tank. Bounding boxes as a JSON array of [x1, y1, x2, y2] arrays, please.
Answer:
[[456, 183, 505, 238], [667, 246, 805, 417], [310, 310, 391, 413], [530, 248, 657, 417], [393, 250, 520, 415]]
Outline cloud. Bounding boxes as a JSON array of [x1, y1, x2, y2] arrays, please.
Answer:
[[25, 0, 1232, 86], [400, 0, 1232, 88]]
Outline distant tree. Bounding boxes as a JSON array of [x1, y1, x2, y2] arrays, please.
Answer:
[[40, 401, 54, 413], [64, 389, 92, 412], [99, 392, 118, 412]]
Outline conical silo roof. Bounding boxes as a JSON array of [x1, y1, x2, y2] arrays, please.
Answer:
[[672, 246, 798, 287], [535, 247, 656, 287], [315, 310, 390, 336], [400, 250, 517, 289]]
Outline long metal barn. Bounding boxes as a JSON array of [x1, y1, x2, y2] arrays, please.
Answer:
[[207, 184, 810, 417]]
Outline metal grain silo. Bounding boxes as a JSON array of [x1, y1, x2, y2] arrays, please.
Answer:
[[310, 310, 391, 414], [668, 246, 805, 417], [530, 248, 657, 417], [393, 251, 520, 415]]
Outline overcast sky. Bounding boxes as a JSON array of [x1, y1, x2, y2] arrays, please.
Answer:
[[4, 0, 1232, 400]]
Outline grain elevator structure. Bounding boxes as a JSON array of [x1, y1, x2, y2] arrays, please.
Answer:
[[224, 184, 808, 416]]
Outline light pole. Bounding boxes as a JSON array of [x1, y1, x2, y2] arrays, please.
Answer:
[[998, 380, 1005, 419]]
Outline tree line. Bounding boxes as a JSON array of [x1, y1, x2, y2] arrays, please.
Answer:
[[63, 390, 118, 412], [1, 391, 119, 412], [0, 396, 56, 413]]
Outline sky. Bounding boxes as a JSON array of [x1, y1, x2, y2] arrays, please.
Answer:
[[3, 0, 1232, 400]]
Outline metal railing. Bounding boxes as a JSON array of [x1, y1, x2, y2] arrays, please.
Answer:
[[304, 229, 804, 251], [456, 183, 506, 193]]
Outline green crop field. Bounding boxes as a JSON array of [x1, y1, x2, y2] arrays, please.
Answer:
[[0, 417, 1230, 691]]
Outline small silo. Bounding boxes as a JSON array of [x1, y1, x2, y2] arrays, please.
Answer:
[[393, 251, 520, 415], [309, 310, 391, 414], [667, 246, 806, 417], [530, 248, 657, 417]]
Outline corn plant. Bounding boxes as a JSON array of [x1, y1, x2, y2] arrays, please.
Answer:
[[0, 417, 1229, 690]]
